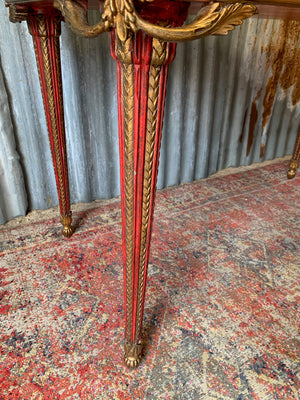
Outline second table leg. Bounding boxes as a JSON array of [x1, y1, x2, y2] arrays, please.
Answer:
[[28, 13, 73, 237]]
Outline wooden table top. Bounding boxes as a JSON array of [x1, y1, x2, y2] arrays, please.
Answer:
[[5, 0, 300, 20]]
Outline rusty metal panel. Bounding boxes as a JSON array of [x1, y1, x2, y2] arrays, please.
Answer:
[[0, 3, 299, 224], [158, 16, 300, 188]]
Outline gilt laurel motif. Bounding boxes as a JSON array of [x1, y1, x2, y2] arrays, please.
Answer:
[[120, 53, 135, 342], [135, 38, 168, 341]]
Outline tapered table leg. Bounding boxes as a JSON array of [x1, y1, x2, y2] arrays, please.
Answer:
[[287, 129, 300, 179], [27, 13, 73, 237], [110, 30, 177, 367]]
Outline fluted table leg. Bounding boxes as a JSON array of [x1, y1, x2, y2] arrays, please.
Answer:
[[110, 30, 176, 367], [27, 13, 72, 237], [287, 129, 300, 179]]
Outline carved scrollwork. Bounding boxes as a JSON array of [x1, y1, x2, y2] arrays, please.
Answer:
[[135, 2, 257, 41], [53, 0, 109, 36], [53, 0, 257, 41]]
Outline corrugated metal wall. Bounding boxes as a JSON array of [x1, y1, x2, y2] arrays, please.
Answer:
[[0, 3, 299, 224]]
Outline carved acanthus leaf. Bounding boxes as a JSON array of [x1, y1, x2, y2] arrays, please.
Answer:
[[135, 2, 257, 41], [208, 3, 258, 35]]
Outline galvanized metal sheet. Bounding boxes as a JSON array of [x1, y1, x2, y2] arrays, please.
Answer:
[[0, 4, 299, 224]]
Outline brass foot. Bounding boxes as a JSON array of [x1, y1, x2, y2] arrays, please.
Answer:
[[287, 168, 296, 179], [124, 342, 142, 368], [60, 214, 73, 237], [287, 160, 298, 179]]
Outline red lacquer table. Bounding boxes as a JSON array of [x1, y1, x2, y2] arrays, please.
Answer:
[[5, 0, 300, 367]]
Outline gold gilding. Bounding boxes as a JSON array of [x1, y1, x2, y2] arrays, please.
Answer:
[[53, 0, 257, 41]]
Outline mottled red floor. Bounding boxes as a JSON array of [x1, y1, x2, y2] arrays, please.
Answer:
[[0, 160, 299, 399]]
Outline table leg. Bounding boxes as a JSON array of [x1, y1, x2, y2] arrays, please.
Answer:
[[287, 129, 300, 179], [27, 13, 73, 237], [110, 31, 176, 367]]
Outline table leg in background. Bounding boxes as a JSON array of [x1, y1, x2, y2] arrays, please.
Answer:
[[288, 128, 300, 179], [27, 11, 73, 237]]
